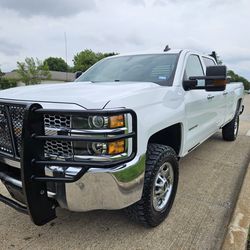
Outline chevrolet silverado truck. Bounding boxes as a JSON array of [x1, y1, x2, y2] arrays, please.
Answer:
[[0, 49, 244, 227]]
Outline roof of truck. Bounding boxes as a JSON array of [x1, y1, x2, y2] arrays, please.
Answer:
[[110, 49, 216, 63], [114, 49, 183, 57], [112, 49, 212, 58]]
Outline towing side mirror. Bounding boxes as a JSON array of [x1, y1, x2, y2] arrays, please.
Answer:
[[183, 79, 198, 91], [205, 65, 227, 91], [75, 71, 83, 79], [184, 65, 227, 91]]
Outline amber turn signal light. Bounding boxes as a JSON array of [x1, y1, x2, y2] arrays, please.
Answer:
[[108, 140, 125, 155], [213, 79, 227, 86], [109, 115, 125, 128]]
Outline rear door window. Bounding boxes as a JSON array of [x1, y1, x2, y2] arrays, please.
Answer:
[[184, 55, 205, 87], [202, 57, 216, 67]]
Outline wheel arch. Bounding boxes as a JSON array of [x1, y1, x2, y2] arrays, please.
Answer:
[[148, 123, 183, 156], [238, 98, 242, 107], [236, 98, 243, 115]]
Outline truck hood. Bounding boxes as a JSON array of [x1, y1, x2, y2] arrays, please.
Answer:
[[0, 81, 160, 109]]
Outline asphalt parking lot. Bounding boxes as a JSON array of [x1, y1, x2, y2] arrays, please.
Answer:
[[0, 95, 250, 250]]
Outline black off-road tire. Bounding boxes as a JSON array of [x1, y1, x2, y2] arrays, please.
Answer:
[[125, 144, 179, 227], [222, 107, 240, 141]]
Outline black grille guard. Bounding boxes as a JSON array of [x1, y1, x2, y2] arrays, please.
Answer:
[[0, 100, 137, 225]]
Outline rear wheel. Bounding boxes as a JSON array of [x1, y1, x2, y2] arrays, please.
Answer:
[[222, 109, 240, 141], [126, 144, 179, 227]]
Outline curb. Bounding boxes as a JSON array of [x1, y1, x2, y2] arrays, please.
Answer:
[[222, 163, 250, 250]]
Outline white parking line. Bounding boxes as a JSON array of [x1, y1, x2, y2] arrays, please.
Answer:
[[247, 130, 250, 136]]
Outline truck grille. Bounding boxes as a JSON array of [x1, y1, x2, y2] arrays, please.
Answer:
[[0, 104, 73, 160], [0, 105, 13, 155], [0, 104, 25, 156], [9, 106, 26, 155], [44, 114, 73, 159]]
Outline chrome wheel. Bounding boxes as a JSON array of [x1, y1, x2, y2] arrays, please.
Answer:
[[153, 162, 174, 211]]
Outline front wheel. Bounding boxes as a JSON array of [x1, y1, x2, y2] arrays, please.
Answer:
[[126, 144, 179, 227]]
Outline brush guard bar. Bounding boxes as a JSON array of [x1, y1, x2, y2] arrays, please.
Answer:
[[0, 100, 137, 225]]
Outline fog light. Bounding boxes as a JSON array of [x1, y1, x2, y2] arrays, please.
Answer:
[[87, 142, 107, 155], [108, 140, 125, 155]]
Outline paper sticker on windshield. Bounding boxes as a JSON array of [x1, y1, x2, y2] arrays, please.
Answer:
[[158, 76, 166, 80]]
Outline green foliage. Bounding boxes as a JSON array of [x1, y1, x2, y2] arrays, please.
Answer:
[[248, 227, 250, 246], [217, 56, 223, 65], [17, 57, 51, 85], [73, 49, 117, 72], [0, 77, 18, 89], [212, 52, 250, 90], [228, 70, 250, 90], [0, 68, 4, 77], [43, 57, 68, 72], [0, 68, 17, 89]]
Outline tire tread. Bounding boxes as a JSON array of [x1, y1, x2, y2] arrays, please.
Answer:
[[125, 143, 178, 227]]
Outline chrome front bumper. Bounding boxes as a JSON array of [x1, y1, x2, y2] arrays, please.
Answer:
[[1, 154, 145, 212], [54, 154, 146, 211], [0, 100, 140, 225]]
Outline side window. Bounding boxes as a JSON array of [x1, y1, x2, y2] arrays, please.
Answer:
[[184, 55, 205, 87], [202, 57, 216, 67]]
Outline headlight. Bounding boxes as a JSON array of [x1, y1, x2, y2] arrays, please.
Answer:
[[88, 116, 108, 129], [87, 115, 125, 129], [87, 142, 107, 155], [72, 114, 127, 156], [87, 140, 125, 156]]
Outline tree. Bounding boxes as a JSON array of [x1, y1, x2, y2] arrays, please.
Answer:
[[227, 70, 250, 90], [43, 57, 68, 72], [73, 49, 117, 72], [17, 57, 51, 85], [0, 69, 17, 89], [0, 78, 18, 89], [0, 68, 4, 77], [209, 52, 250, 90]]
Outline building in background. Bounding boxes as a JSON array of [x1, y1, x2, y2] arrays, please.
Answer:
[[3, 70, 75, 85]]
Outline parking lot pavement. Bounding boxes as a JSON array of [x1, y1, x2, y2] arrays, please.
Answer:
[[222, 162, 250, 250], [0, 95, 250, 250]]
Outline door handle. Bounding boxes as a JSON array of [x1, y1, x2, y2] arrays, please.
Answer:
[[207, 95, 214, 100], [223, 92, 228, 96]]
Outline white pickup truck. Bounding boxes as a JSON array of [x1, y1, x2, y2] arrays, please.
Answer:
[[0, 49, 244, 227]]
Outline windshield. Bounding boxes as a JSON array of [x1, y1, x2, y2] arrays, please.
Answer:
[[76, 54, 179, 85]]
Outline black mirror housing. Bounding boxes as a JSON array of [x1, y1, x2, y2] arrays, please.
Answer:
[[75, 71, 83, 79], [206, 65, 226, 77], [183, 80, 198, 91], [185, 65, 227, 92], [205, 65, 227, 91]]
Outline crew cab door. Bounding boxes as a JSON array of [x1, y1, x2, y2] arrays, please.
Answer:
[[223, 85, 236, 124], [201, 57, 227, 128], [183, 54, 214, 151]]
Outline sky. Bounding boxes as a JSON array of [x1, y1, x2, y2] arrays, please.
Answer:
[[0, 0, 249, 80]]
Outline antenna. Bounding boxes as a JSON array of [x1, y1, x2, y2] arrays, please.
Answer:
[[209, 51, 218, 63], [64, 32, 68, 81], [164, 45, 171, 52]]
